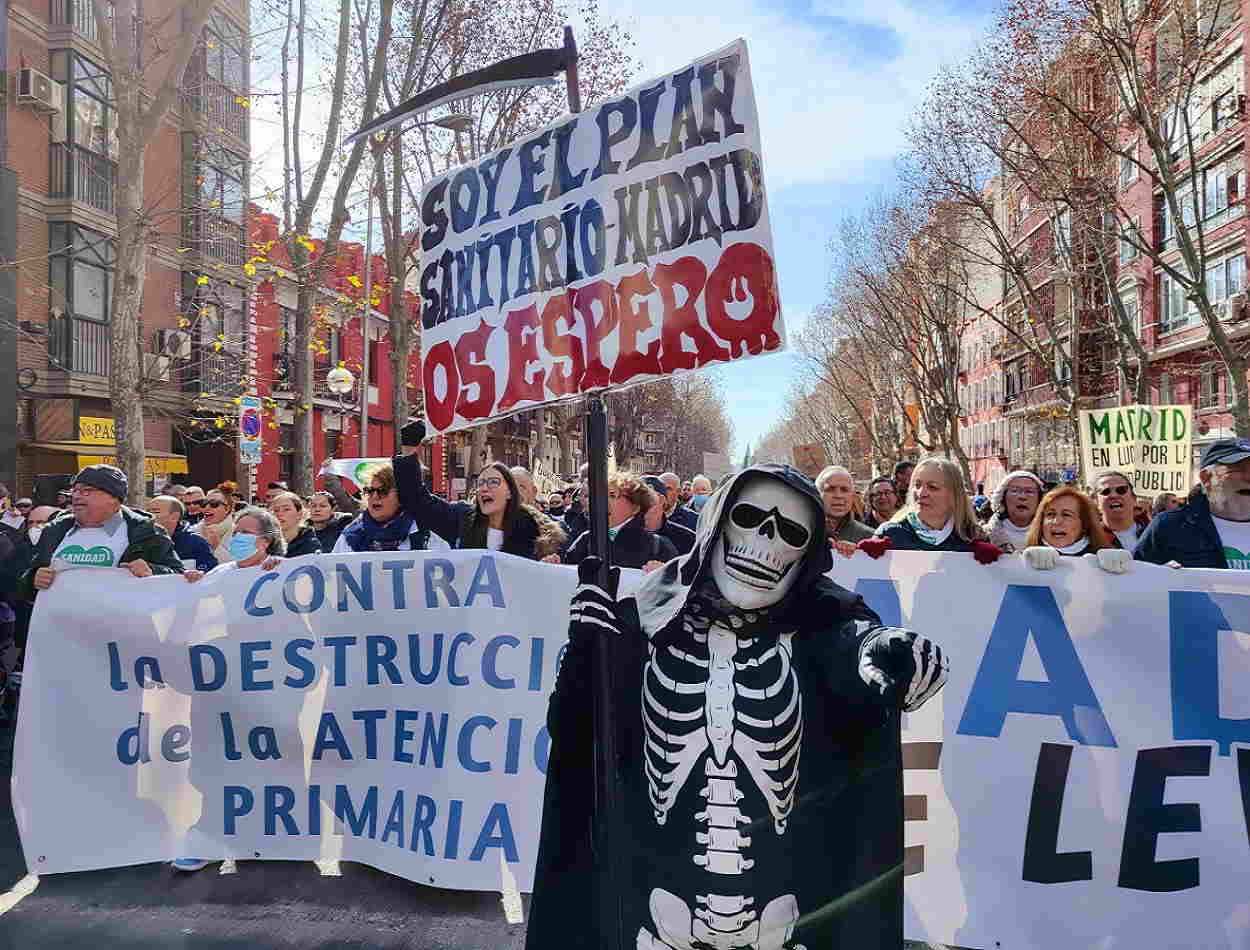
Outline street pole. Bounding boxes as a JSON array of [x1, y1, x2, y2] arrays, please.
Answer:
[[567, 24, 625, 950], [360, 146, 376, 456]]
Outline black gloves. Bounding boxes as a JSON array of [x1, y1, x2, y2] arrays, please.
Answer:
[[858, 626, 949, 712]]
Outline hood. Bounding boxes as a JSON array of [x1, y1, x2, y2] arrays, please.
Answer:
[[630, 464, 832, 640]]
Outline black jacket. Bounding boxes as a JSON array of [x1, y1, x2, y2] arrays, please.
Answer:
[[285, 524, 322, 558], [393, 453, 558, 559], [564, 514, 679, 569], [528, 465, 901, 950], [312, 513, 354, 553], [668, 504, 698, 531], [876, 518, 977, 552], [658, 514, 695, 555], [1134, 493, 1228, 568], [559, 507, 588, 554], [172, 524, 217, 572]]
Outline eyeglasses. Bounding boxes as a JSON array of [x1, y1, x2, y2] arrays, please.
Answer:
[[16, 503, 31, 510], [729, 502, 811, 548], [363, 486, 392, 497], [203, 500, 226, 508], [477, 476, 503, 490], [1006, 486, 1039, 496], [1098, 485, 1131, 497]]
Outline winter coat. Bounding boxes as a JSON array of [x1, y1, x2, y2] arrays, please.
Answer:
[[528, 464, 900, 950], [1134, 492, 1228, 568], [876, 518, 977, 553], [559, 507, 589, 554], [19, 506, 184, 600], [284, 524, 322, 558], [172, 523, 217, 573], [393, 453, 563, 559], [564, 514, 679, 569], [312, 513, 354, 553], [829, 514, 874, 543], [667, 504, 698, 532], [658, 514, 696, 555]]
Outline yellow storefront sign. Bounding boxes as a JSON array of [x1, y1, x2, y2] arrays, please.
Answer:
[[78, 417, 116, 445], [76, 454, 189, 477]]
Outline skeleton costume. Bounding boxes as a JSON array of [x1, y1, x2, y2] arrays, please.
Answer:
[[527, 465, 948, 950]]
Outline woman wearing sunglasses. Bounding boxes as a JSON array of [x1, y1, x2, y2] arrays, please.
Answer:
[[1092, 470, 1140, 550], [190, 488, 235, 563], [332, 463, 429, 553], [858, 456, 1001, 562], [392, 422, 564, 560]]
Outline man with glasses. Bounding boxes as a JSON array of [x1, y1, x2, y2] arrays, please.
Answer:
[[19, 464, 183, 599], [1092, 470, 1140, 550], [1138, 438, 1250, 568], [863, 476, 900, 528], [182, 485, 206, 525]]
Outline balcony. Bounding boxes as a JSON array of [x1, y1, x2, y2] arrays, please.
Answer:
[[48, 311, 109, 376], [183, 348, 244, 398], [51, 0, 110, 40], [182, 75, 248, 141], [183, 211, 246, 267], [50, 145, 117, 215]]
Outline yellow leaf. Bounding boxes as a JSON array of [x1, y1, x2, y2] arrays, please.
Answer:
[[243, 262, 256, 277], [196, 275, 209, 285], [347, 275, 362, 288]]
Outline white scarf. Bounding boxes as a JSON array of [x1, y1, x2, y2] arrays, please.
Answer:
[[1053, 536, 1089, 555], [907, 512, 954, 548]]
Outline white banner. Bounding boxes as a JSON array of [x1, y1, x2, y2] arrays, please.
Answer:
[[14, 552, 1250, 948], [417, 39, 783, 434]]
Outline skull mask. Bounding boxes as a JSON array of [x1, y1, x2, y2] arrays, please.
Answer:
[[709, 477, 819, 610]]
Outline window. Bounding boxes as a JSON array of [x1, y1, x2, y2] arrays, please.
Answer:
[[279, 424, 294, 483], [203, 12, 245, 91], [1158, 272, 1189, 332], [1200, 365, 1221, 408], [325, 430, 340, 459], [1203, 159, 1244, 217], [57, 52, 117, 161], [198, 142, 246, 223], [368, 339, 383, 385], [49, 224, 114, 322], [184, 274, 245, 353], [1205, 252, 1245, 303], [1053, 208, 1072, 262], [1055, 344, 1072, 384], [1119, 143, 1139, 188], [1157, 371, 1172, 404], [1119, 289, 1141, 337], [312, 325, 340, 369], [1120, 216, 1140, 263]]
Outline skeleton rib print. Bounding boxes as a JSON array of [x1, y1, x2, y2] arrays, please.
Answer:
[[642, 615, 803, 837]]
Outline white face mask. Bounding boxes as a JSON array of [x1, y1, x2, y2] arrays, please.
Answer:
[[709, 479, 816, 610], [27, 526, 43, 544]]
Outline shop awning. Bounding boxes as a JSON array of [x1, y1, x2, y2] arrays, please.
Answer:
[[25, 442, 189, 477]]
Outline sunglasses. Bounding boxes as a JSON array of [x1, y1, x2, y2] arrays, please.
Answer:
[[1098, 485, 1131, 497], [16, 504, 31, 510], [729, 502, 811, 548], [362, 486, 392, 497], [203, 500, 226, 508]]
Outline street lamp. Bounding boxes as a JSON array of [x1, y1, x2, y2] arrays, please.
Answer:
[[326, 365, 355, 398]]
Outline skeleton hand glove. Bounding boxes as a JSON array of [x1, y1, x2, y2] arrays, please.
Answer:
[[857, 536, 893, 559], [858, 626, 949, 712], [568, 556, 622, 644]]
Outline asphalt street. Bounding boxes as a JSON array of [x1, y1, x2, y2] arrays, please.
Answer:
[[0, 716, 529, 950]]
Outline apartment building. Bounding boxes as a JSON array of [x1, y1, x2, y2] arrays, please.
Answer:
[[4, 0, 250, 499]]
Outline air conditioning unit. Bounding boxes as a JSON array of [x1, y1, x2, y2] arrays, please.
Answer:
[[17, 67, 62, 114], [143, 353, 172, 382], [1229, 292, 1247, 322], [156, 328, 192, 359]]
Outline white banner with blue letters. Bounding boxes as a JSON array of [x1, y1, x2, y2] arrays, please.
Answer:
[[13, 551, 1250, 949]]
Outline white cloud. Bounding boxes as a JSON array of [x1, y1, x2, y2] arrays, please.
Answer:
[[610, 0, 990, 192]]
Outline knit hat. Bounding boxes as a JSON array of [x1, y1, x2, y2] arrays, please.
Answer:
[[990, 470, 1044, 515], [73, 463, 128, 501]]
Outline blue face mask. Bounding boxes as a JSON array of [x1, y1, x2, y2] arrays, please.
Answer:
[[228, 533, 259, 561]]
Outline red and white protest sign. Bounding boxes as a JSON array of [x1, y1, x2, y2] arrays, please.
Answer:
[[417, 39, 782, 434]]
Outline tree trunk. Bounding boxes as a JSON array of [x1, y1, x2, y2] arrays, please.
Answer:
[[111, 145, 148, 505], [291, 278, 317, 496]]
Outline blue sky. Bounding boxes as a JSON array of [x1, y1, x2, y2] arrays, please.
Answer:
[[605, 0, 997, 456]]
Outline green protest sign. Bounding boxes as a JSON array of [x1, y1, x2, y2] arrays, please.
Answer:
[[1079, 404, 1192, 496]]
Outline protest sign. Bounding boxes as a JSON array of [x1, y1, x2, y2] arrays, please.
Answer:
[[417, 40, 782, 434], [318, 457, 389, 487], [14, 553, 1250, 949], [1079, 403, 1192, 495]]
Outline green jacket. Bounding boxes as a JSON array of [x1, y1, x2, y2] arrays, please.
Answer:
[[18, 505, 184, 601]]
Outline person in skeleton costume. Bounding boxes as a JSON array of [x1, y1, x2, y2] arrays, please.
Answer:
[[526, 465, 948, 950]]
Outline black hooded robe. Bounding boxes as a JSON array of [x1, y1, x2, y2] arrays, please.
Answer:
[[526, 465, 906, 950]]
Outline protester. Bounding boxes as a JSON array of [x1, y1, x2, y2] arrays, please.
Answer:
[[985, 470, 1044, 553], [268, 491, 322, 557], [184, 507, 285, 584], [1136, 438, 1250, 568], [1092, 470, 1140, 550], [218, 480, 245, 513], [564, 471, 677, 570], [1020, 485, 1130, 573], [182, 485, 206, 525], [332, 462, 430, 553], [20, 465, 183, 600], [686, 474, 713, 513], [264, 481, 289, 504], [893, 459, 916, 500], [815, 465, 873, 558], [658, 472, 697, 531], [680, 480, 693, 504], [55, 488, 71, 508], [147, 495, 216, 572], [642, 475, 695, 555], [1, 497, 30, 531], [861, 456, 999, 560], [1151, 492, 1181, 517], [546, 491, 567, 519], [307, 491, 353, 552], [191, 487, 235, 563], [510, 467, 538, 507], [971, 481, 988, 511], [862, 476, 899, 529], [321, 475, 362, 515], [559, 464, 590, 549]]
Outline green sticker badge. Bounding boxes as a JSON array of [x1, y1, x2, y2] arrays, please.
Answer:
[[58, 544, 116, 566]]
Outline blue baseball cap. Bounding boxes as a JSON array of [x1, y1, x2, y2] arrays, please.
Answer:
[[1200, 438, 1250, 468]]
